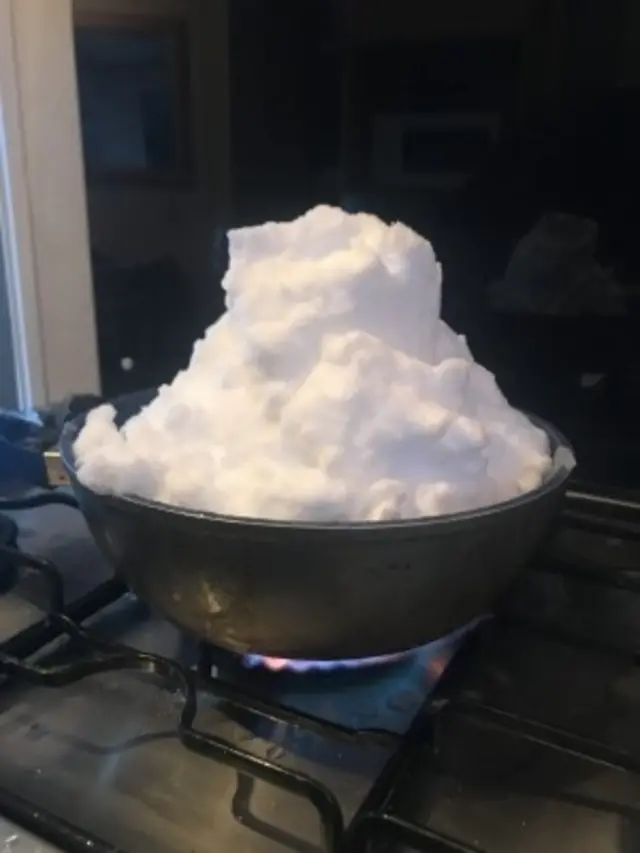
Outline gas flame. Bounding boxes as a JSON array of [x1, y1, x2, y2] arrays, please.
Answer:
[[242, 618, 486, 675], [243, 651, 408, 673]]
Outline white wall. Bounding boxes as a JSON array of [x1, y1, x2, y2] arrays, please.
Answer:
[[0, 0, 100, 405], [0, 0, 46, 407]]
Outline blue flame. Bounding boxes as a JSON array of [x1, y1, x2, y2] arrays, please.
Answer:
[[242, 651, 407, 673]]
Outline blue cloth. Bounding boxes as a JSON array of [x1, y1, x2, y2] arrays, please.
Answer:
[[0, 409, 47, 487]]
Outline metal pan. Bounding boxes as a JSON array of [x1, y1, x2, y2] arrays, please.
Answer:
[[59, 389, 574, 661]]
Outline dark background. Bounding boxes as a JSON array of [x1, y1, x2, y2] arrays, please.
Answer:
[[73, 0, 640, 489]]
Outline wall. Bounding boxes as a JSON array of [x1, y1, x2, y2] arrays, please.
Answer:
[[3, 0, 100, 404], [73, 0, 231, 322]]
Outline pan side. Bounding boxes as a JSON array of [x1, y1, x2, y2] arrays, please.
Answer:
[[61, 390, 573, 659]]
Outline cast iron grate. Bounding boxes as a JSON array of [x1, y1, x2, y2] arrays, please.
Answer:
[[1, 491, 640, 853]]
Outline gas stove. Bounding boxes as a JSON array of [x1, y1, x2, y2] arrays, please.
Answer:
[[0, 487, 640, 853]]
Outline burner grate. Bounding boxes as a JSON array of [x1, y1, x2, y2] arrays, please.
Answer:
[[346, 633, 640, 853], [2, 490, 640, 853], [0, 543, 348, 851], [0, 506, 442, 852]]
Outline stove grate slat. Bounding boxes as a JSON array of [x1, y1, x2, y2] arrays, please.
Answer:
[[444, 700, 640, 775], [347, 813, 487, 853]]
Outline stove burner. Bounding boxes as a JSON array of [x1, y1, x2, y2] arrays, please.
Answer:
[[243, 650, 410, 673]]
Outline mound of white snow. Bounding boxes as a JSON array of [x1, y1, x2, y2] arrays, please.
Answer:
[[74, 206, 553, 521]]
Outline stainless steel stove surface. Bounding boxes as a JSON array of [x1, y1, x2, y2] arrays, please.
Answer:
[[1, 487, 640, 853]]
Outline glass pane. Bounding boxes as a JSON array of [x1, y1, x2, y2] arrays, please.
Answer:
[[75, 26, 185, 178], [73, 15, 198, 399]]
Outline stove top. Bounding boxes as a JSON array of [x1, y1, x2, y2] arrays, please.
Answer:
[[1, 487, 639, 853]]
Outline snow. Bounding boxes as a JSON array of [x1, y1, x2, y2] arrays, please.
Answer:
[[74, 205, 553, 521]]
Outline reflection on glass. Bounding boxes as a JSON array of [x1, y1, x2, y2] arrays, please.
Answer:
[[74, 20, 190, 181]]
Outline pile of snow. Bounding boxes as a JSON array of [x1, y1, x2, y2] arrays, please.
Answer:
[[74, 206, 553, 521]]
